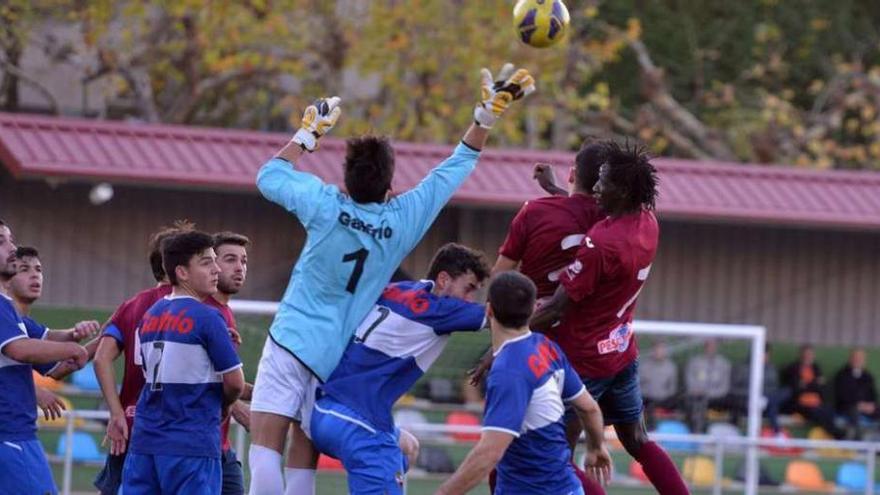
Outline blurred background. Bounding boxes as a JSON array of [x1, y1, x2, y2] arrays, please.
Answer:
[[2, 1, 880, 493]]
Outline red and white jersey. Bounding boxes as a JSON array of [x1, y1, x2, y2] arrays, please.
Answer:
[[558, 209, 659, 378], [499, 194, 604, 299]]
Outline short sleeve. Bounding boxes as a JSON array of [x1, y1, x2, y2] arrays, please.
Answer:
[[201, 311, 241, 374], [498, 203, 530, 261], [108, 300, 132, 336], [430, 299, 486, 335], [23, 317, 48, 340], [559, 349, 586, 401], [102, 323, 125, 347], [256, 158, 338, 231], [559, 238, 604, 302], [482, 368, 532, 437], [392, 143, 479, 249], [0, 299, 26, 354]]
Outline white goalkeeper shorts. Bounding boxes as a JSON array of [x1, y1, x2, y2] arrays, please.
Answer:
[[251, 337, 319, 429]]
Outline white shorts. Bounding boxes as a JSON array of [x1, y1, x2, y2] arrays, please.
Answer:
[[251, 337, 319, 426]]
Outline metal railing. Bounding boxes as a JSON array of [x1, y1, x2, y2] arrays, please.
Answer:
[[51, 410, 880, 495]]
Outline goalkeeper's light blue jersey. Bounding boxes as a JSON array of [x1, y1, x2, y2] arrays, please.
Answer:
[[256, 142, 480, 381]]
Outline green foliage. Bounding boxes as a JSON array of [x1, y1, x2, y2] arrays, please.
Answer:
[[2, 0, 879, 169]]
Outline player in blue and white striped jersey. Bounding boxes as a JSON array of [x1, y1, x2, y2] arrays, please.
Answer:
[[0, 220, 89, 495], [122, 231, 244, 495], [437, 272, 612, 495], [309, 243, 490, 495]]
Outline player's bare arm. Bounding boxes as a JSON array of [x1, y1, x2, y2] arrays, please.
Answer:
[[529, 283, 570, 331], [490, 254, 519, 277], [3, 338, 87, 367], [570, 389, 613, 485], [435, 430, 515, 495], [221, 367, 245, 409], [93, 335, 128, 455], [44, 320, 101, 342]]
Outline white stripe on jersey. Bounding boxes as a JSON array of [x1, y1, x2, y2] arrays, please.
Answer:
[[354, 306, 448, 372], [520, 369, 567, 434], [139, 340, 223, 385], [0, 334, 28, 368]]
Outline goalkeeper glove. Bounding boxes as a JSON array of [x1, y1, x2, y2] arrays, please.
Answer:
[[292, 96, 342, 152], [473, 63, 536, 129]]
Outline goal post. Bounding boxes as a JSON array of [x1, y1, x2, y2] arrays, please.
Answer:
[[635, 320, 765, 495], [230, 300, 766, 495]]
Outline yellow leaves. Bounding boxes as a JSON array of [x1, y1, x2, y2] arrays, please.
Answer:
[[754, 23, 781, 44], [584, 82, 610, 111], [810, 18, 829, 31], [584, 6, 599, 19], [626, 18, 642, 42]]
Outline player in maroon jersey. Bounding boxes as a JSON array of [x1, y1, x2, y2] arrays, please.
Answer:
[[481, 142, 610, 493], [92, 221, 192, 495], [492, 142, 607, 298], [531, 142, 689, 495], [203, 231, 252, 495]]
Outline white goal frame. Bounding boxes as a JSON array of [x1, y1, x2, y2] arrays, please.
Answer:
[[231, 300, 766, 495]]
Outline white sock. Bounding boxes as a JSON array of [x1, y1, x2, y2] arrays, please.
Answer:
[[248, 445, 284, 495], [284, 467, 316, 495]]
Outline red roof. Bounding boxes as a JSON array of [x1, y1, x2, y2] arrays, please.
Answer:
[[2, 112, 879, 230]]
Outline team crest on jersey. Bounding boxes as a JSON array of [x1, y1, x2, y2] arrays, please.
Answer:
[[597, 324, 633, 355]]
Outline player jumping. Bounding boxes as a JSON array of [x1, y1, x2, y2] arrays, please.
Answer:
[[531, 143, 689, 494], [248, 64, 535, 495], [309, 243, 490, 494]]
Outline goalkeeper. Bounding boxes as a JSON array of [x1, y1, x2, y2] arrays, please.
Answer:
[[248, 64, 536, 495]]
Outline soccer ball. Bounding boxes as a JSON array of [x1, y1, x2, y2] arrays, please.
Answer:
[[513, 0, 571, 49]]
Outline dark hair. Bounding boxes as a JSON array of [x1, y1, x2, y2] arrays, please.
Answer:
[[426, 243, 490, 282], [148, 220, 195, 282], [161, 231, 214, 286], [604, 142, 659, 211], [213, 231, 250, 250], [574, 141, 609, 191], [0, 218, 6, 227], [488, 272, 536, 329], [14, 246, 39, 260], [344, 136, 395, 203]]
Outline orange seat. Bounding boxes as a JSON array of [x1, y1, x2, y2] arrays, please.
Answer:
[[33, 370, 63, 391], [785, 460, 835, 492], [629, 460, 649, 483], [446, 411, 481, 442], [317, 454, 344, 471]]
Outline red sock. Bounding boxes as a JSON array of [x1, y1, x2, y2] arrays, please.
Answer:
[[571, 460, 607, 495], [636, 441, 690, 495]]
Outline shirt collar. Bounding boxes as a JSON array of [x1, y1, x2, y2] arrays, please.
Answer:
[[493, 331, 533, 357]]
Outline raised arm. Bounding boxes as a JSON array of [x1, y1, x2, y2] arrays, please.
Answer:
[[256, 97, 341, 227]]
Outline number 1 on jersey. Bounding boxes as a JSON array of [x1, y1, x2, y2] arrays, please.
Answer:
[[342, 248, 369, 294]]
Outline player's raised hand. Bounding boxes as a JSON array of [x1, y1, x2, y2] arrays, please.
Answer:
[[585, 444, 613, 486], [474, 63, 536, 129], [292, 96, 342, 152], [72, 320, 101, 341]]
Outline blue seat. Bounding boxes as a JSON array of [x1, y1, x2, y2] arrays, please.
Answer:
[[835, 462, 880, 492], [56, 431, 103, 462], [71, 362, 100, 391], [655, 420, 698, 453]]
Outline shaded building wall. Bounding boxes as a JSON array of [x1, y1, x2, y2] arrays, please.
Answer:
[[3, 176, 879, 345]]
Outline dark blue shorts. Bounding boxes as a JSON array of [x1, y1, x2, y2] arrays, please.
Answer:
[[221, 448, 244, 495], [122, 452, 221, 495], [579, 359, 644, 425], [94, 453, 125, 495]]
